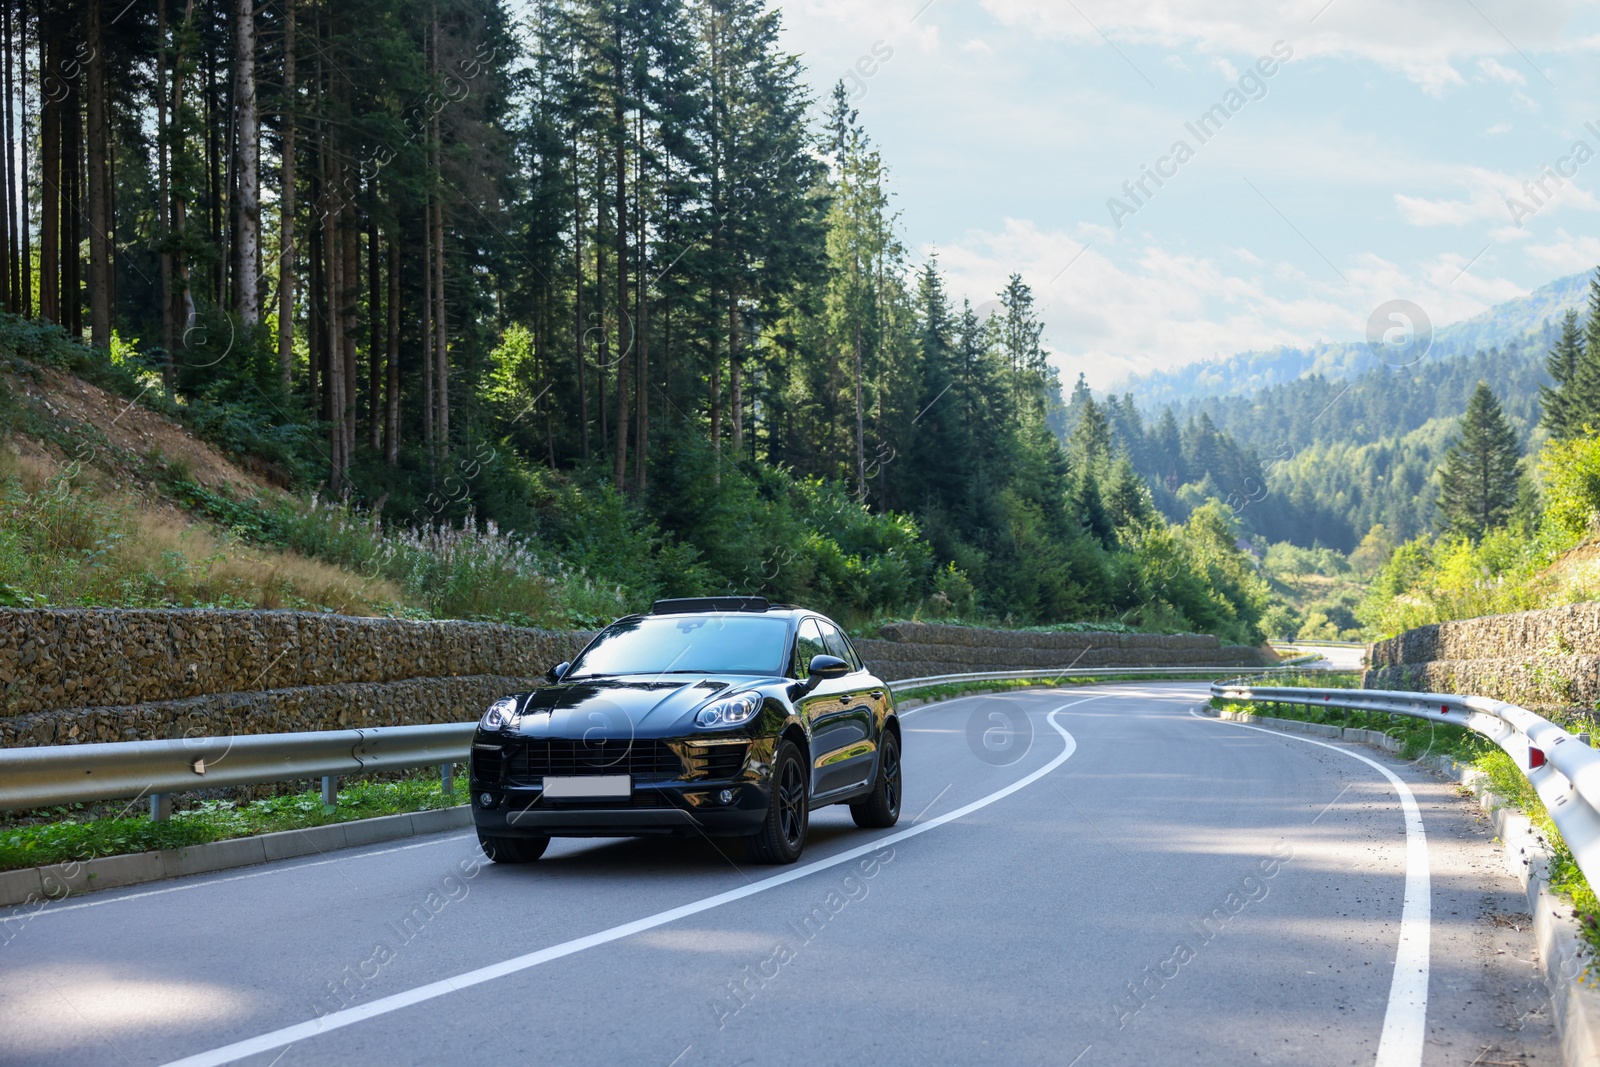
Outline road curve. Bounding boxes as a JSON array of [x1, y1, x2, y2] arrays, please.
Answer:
[[0, 683, 1556, 1066]]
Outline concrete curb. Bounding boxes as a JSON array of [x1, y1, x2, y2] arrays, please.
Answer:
[[0, 805, 473, 908], [1201, 702, 1600, 1067]]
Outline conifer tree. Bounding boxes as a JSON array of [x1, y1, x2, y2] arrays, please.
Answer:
[[1436, 381, 1522, 541]]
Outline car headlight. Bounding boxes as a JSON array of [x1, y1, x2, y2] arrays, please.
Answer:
[[695, 692, 762, 729], [481, 698, 519, 731]]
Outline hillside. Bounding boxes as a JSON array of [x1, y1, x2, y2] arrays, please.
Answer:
[[1113, 271, 1585, 409], [0, 352, 404, 616]]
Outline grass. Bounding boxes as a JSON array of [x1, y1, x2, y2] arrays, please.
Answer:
[[0, 772, 464, 873], [0, 451, 405, 614], [1212, 684, 1600, 958]]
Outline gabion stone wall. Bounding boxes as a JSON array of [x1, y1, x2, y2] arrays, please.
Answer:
[[0, 609, 1269, 747], [0, 609, 591, 747], [855, 622, 1267, 682], [1365, 604, 1600, 714]]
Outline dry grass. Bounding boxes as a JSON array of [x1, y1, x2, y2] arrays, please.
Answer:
[[0, 446, 403, 615]]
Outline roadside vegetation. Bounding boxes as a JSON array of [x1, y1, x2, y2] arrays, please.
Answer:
[[0, 772, 464, 874], [0, 312, 1275, 638]]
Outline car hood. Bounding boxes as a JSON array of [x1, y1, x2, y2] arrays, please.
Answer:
[[505, 675, 773, 738]]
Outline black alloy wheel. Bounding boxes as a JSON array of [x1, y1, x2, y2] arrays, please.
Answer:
[[746, 739, 809, 864], [850, 731, 902, 829]]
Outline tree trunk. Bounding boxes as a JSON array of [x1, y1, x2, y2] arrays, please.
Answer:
[[432, 191, 447, 455], [322, 127, 343, 489], [86, 0, 111, 347], [169, 0, 197, 376], [275, 0, 295, 388], [594, 156, 606, 452], [232, 0, 259, 325], [340, 197, 358, 459], [62, 60, 80, 335], [384, 235, 399, 464], [634, 146, 648, 492], [854, 323, 866, 501], [430, 14, 448, 458], [422, 198, 434, 458], [156, 0, 170, 355], [37, 16, 55, 323], [573, 141, 587, 460], [367, 210, 380, 450], [612, 91, 628, 490], [17, 0, 29, 318], [2, 0, 15, 314], [729, 299, 742, 456]]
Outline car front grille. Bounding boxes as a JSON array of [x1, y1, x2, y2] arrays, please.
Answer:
[[504, 739, 683, 783], [684, 741, 750, 780], [538, 791, 679, 809]]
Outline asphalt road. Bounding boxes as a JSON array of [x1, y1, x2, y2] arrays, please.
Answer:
[[0, 683, 1558, 1066], [1296, 644, 1368, 672]]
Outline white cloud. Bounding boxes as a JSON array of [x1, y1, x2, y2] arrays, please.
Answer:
[[978, 0, 1575, 93], [1485, 122, 1513, 135], [1524, 230, 1600, 274], [1394, 165, 1599, 227], [1477, 56, 1526, 84], [933, 219, 1523, 381], [1213, 57, 1239, 80]]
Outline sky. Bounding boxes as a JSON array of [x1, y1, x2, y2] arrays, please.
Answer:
[[771, 0, 1600, 389]]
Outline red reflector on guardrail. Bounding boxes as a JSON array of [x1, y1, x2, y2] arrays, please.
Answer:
[[1442, 704, 1450, 714], [1530, 747, 1547, 770]]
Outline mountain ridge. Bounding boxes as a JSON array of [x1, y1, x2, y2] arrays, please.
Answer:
[[1110, 269, 1591, 409]]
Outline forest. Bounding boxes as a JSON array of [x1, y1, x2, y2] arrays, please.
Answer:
[[0, 0, 1273, 642]]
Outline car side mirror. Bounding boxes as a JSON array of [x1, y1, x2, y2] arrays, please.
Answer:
[[810, 654, 850, 680], [547, 661, 570, 683], [790, 654, 849, 699]]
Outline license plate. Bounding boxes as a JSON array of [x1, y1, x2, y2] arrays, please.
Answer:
[[542, 775, 632, 799]]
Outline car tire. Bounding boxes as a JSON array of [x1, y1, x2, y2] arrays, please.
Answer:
[[478, 833, 550, 864], [745, 739, 809, 864], [850, 732, 902, 829]]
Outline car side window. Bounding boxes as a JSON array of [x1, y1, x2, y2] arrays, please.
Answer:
[[819, 623, 860, 671], [792, 619, 827, 679]]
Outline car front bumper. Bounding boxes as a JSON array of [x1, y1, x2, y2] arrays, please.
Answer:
[[472, 782, 770, 838]]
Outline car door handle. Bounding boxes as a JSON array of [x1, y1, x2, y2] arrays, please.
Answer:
[[870, 691, 884, 701]]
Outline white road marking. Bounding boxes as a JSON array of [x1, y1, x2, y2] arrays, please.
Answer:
[[1191, 709, 1430, 1067], [157, 697, 1098, 1067]]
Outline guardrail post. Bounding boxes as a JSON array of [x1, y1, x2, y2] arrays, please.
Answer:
[[149, 793, 171, 821], [440, 763, 455, 796], [321, 776, 338, 809]]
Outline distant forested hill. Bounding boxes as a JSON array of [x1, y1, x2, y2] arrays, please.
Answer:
[[1097, 288, 1568, 552], [1112, 272, 1584, 411]]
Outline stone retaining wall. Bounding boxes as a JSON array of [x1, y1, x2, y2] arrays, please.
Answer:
[[855, 622, 1266, 682], [0, 609, 1268, 748], [0, 609, 592, 747], [1364, 603, 1600, 714]]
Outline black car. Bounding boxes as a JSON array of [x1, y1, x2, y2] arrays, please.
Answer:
[[470, 597, 903, 865]]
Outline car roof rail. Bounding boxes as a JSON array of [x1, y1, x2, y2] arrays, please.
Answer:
[[650, 596, 772, 614]]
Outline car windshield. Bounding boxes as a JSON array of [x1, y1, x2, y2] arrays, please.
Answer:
[[565, 614, 791, 678]]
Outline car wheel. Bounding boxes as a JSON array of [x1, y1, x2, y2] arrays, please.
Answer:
[[478, 833, 550, 864], [850, 731, 902, 829], [746, 739, 809, 864]]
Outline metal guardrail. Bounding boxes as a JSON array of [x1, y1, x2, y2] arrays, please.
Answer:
[[887, 664, 1299, 694], [1212, 681, 1600, 891], [0, 723, 474, 817], [0, 664, 1309, 818]]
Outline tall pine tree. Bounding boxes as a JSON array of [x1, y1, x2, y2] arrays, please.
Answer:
[[1436, 381, 1522, 541]]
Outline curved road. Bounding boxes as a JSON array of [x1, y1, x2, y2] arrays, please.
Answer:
[[0, 683, 1557, 1066]]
